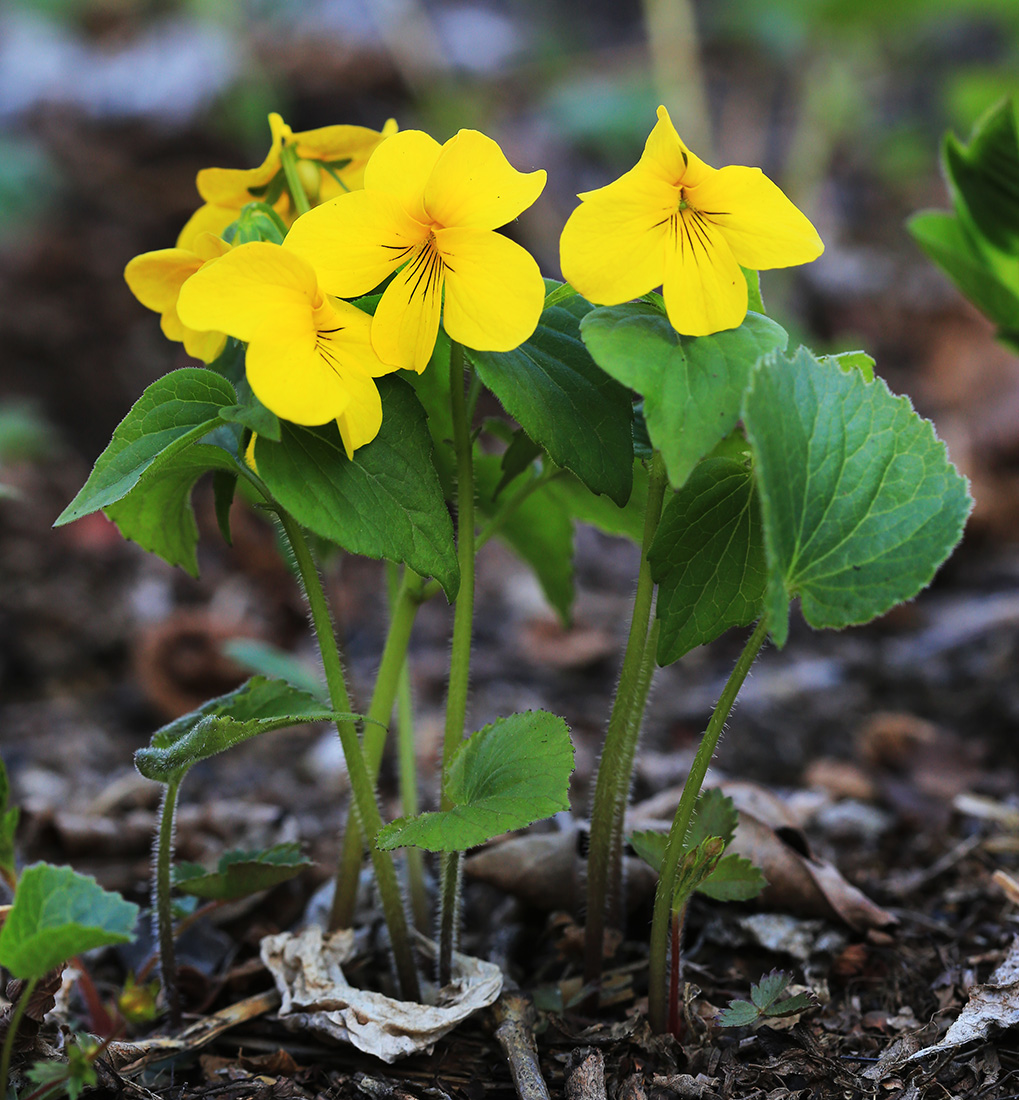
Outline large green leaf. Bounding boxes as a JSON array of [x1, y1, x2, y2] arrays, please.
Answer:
[[580, 305, 787, 489], [475, 455, 575, 622], [943, 97, 1019, 252], [172, 843, 311, 901], [55, 368, 236, 524], [649, 457, 767, 665], [134, 677, 341, 784], [376, 711, 574, 852], [104, 444, 241, 576], [743, 348, 973, 647], [908, 210, 1019, 328], [545, 460, 649, 544], [0, 864, 138, 979], [468, 289, 634, 506], [255, 378, 459, 599]]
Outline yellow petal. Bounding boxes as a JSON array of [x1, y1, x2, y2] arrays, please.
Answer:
[[284, 190, 427, 299], [125, 249, 201, 312], [245, 316, 352, 426], [196, 113, 290, 206], [661, 211, 747, 336], [424, 130, 546, 230], [334, 373, 384, 458], [176, 203, 238, 250], [688, 166, 824, 269], [370, 244, 444, 372], [177, 241, 317, 343], [364, 130, 443, 223], [559, 168, 674, 304], [639, 105, 714, 189], [182, 327, 227, 363], [322, 299, 402, 378], [437, 227, 545, 351]]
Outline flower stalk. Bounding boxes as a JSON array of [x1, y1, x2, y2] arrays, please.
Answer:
[[277, 509, 420, 1002], [438, 341, 476, 986], [647, 616, 769, 1033], [584, 452, 668, 993]]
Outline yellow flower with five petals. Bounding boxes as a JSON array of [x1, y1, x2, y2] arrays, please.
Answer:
[[124, 232, 232, 362], [559, 105, 824, 337], [176, 241, 399, 458], [283, 128, 547, 373], [176, 113, 398, 250]]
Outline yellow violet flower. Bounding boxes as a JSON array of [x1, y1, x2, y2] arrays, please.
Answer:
[[559, 105, 824, 337], [176, 241, 399, 458], [283, 128, 548, 373], [124, 232, 232, 362], [197, 112, 397, 221]]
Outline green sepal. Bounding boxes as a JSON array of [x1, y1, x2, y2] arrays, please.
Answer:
[[496, 429, 543, 498], [0, 864, 138, 979], [55, 368, 236, 525], [254, 377, 460, 600], [212, 469, 238, 545], [376, 711, 574, 852]]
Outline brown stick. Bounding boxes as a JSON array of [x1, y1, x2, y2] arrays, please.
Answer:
[[492, 992, 551, 1100]]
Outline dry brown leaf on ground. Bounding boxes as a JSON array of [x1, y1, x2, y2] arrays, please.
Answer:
[[260, 927, 503, 1064]]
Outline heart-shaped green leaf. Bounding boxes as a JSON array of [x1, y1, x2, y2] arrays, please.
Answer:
[[134, 677, 343, 784], [56, 368, 236, 525], [172, 843, 311, 900], [580, 304, 787, 489], [376, 711, 574, 852], [0, 864, 138, 979], [743, 348, 973, 647], [255, 378, 459, 599], [104, 444, 241, 576], [468, 285, 634, 506], [649, 457, 767, 665]]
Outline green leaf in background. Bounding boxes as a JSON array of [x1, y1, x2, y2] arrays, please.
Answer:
[[742, 268, 765, 315], [818, 350, 875, 382], [134, 677, 341, 784], [55, 368, 236, 525], [943, 97, 1019, 252], [469, 288, 635, 506], [475, 455, 575, 622], [0, 864, 138, 979], [908, 210, 1019, 329], [172, 843, 311, 900], [630, 831, 726, 907], [255, 378, 459, 600], [496, 429, 543, 498], [376, 710, 574, 852], [545, 460, 650, 544], [649, 457, 767, 665], [696, 853, 767, 902], [718, 970, 815, 1026], [221, 639, 327, 702], [743, 348, 973, 648], [581, 305, 788, 489], [687, 787, 739, 848], [0, 754, 18, 889], [104, 444, 241, 576]]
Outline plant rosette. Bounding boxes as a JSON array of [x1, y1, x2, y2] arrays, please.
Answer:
[[261, 927, 503, 1063]]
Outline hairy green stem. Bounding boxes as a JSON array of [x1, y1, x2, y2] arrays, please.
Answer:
[[584, 453, 668, 992], [330, 568, 427, 930], [438, 341, 476, 985], [279, 143, 312, 217], [277, 510, 420, 1002], [647, 616, 769, 1033], [154, 778, 181, 1028], [387, 564, 431, 932], [0, 974, 38, 1099]]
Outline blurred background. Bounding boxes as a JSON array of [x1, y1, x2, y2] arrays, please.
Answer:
[[2, 0, 1019, 885]]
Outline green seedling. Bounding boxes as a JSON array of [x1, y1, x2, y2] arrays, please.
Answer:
[[631, 789, 766, 1036], [718, 969, 816, 1027]]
